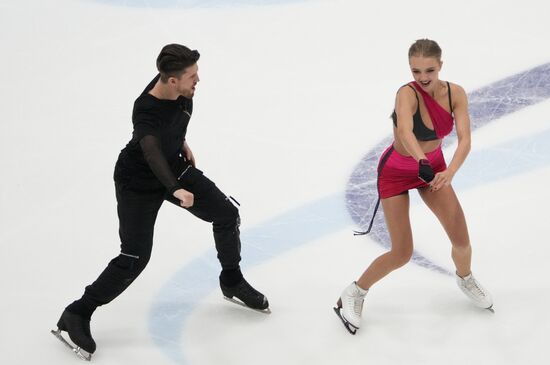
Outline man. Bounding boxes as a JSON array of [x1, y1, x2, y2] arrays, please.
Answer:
[[52, 44, 269, 361]]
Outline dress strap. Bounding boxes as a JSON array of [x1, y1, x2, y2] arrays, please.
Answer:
[[446, 81, 453, 114], [405, 84, 420, 104], [354, 146, 395, 236], [353, 198, 380, 236]]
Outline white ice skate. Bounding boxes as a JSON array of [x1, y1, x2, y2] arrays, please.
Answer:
[[334, 282, 368, 335], [456, 272, 493, 312]]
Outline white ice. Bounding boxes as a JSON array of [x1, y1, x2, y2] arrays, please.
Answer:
[[1, 0, 549, 364]]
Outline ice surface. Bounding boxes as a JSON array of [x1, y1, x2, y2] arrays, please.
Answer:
[[1, 0, 549, 364]]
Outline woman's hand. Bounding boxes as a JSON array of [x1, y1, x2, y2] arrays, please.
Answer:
[[430, 169, 455, 191], [418, 159, 435, 183]]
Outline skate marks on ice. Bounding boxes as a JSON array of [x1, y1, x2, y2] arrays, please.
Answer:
[[149, 64, 550, 364], [51, 330, 92, 362], [346, 62, 550, 275]]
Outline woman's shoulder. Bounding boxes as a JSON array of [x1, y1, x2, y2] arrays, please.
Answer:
[[395, 82, 417, 100], [444, 81, 468, 105], [396, 81, 417, 92], [445, 81, 466, 96]]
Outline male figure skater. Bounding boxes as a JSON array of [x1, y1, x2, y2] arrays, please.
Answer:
[[52, 44, 269, 361]]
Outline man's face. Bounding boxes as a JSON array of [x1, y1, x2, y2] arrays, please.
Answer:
[[171, 63, 199, 98]]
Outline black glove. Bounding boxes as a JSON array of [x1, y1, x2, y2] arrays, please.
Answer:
[[418, 159, 435, 183]]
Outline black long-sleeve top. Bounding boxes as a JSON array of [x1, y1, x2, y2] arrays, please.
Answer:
[[114, 74, 192, 193]]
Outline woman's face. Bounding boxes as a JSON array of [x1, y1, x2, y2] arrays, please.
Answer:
[[409, 55, 442, 94]]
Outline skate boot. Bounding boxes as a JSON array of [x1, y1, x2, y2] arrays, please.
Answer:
[[220, 277, 270, 314], [51, 309, 96, 361], [334, 281, 368, 335], [456, 272, 493, 311]]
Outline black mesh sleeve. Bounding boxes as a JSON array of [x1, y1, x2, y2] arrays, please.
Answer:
[[139, 135, 180, 194]]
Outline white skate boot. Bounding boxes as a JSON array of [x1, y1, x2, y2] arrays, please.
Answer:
[[334, 282, 368, 335], [456, 272, 493, 311]]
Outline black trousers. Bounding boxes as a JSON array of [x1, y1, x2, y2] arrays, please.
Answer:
[[71, 165, 241, 315]]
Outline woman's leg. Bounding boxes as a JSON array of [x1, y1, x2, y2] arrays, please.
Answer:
[[356, 193, 414, 289], [417, 185, 471, 277], [418, 185, 493, 308]]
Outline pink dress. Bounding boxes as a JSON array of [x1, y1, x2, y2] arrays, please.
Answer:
[[355, 81, 455, 235]]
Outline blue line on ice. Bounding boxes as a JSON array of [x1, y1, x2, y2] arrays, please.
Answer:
[[150, 63, 550, 364]]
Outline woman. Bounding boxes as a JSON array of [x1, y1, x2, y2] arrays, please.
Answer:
[[334, 39, 493, 335]]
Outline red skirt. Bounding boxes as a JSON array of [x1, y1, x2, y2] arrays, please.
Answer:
[[378, 144, 447, 199]]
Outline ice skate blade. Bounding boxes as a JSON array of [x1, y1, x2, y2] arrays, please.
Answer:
[[223, 296, 271, 314], [51, 329, 92, 361], [333, 307, 358, 335], [486, 306, 495, 314]]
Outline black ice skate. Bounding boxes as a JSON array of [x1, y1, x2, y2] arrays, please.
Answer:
[[51, 309, 96, 361], [220, 278, 271, 314]]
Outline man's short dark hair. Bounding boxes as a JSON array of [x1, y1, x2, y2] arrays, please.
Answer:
[[156, 44, 200, 82]]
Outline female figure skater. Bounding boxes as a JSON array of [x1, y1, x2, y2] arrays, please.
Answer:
[[335, 39, 493, 335]]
